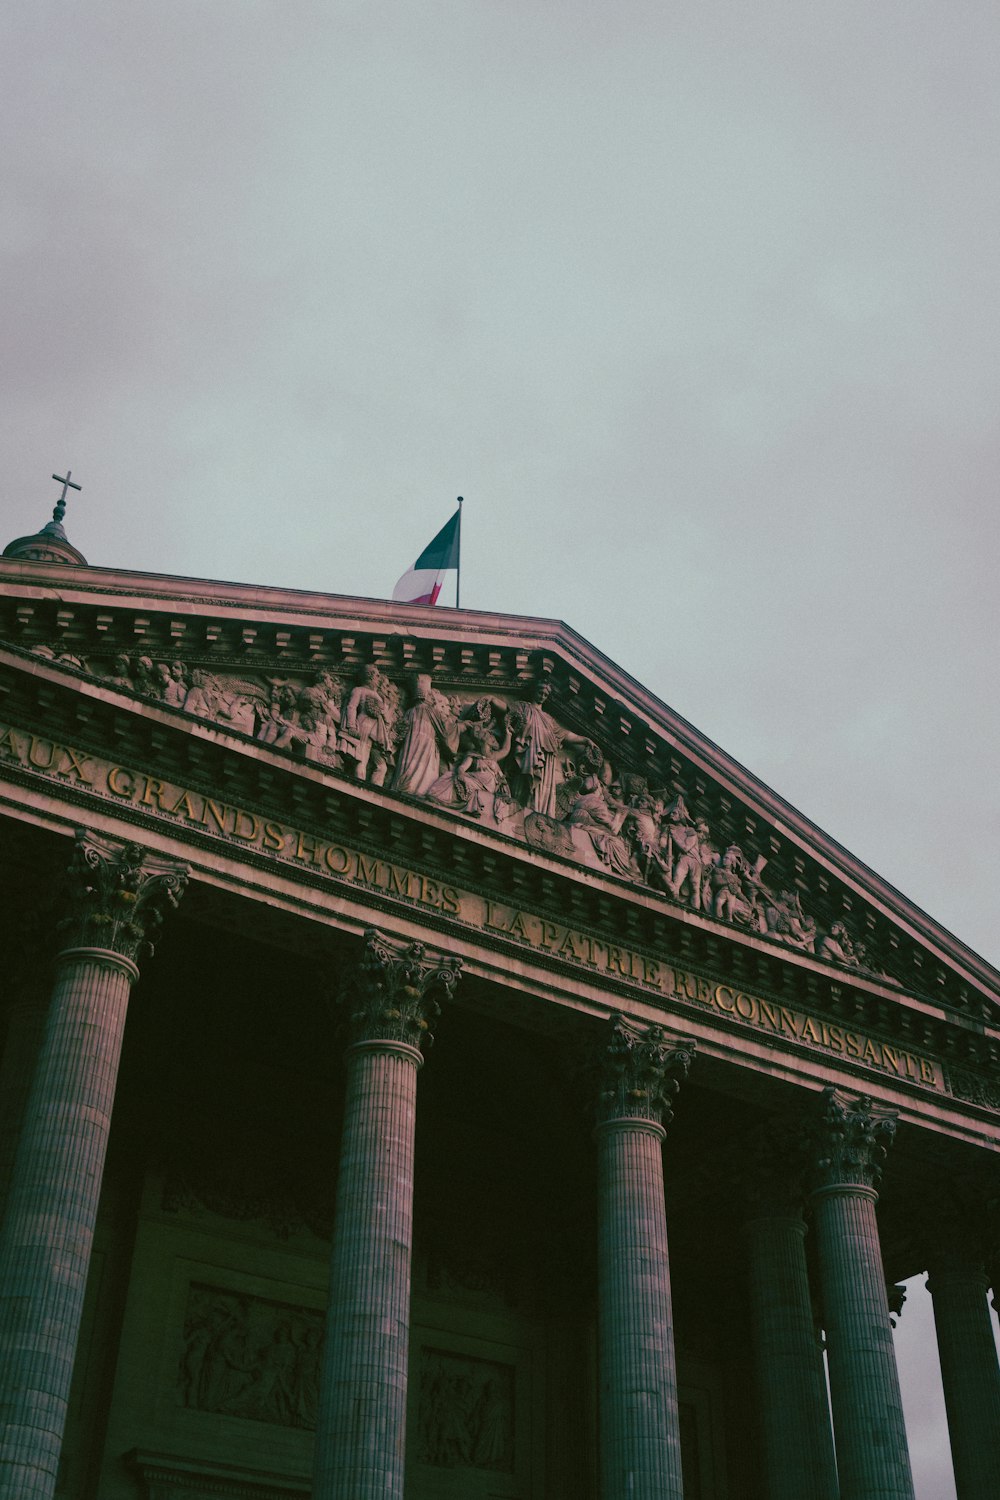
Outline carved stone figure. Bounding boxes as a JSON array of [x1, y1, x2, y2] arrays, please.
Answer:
[[108, 653, 133, 689], [181, 669, 215, 719], [562, 747, 637, 878], [392, 674, 459, 797], [338, 665, 397, 786], [662, 802, 716, 911], [507, 680, 591, 818], [415, 1351, 514, 1472], [819, 920, 859, 967], [161, 660, 188, 708], [619, 782, 669, 886], [29, 642, 87, 671], [257, 682, 296, 744], [132, 656, 158, 697], [40, 635, 887, 981], [710, 845, 755, 925], [427, 698, 514, 823], [180, 1282, 326, 1431], [764, 889, 818, 953]]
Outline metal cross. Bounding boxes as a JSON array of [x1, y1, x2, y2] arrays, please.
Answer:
[[52, 470, 82, 504], [50, 469, 82, 524]]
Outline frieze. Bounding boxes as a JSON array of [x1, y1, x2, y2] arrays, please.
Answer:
[[6, 647, 896, 984], [180, 1282, 324, 1430], [161, 1166, 334, 1244], [0, 719, 951, 1095], [415, 1347, 515, 1473], [945, 1063, 1000, 1113]]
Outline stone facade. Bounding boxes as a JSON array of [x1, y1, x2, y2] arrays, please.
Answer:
[[0, 547, 998, 1498]]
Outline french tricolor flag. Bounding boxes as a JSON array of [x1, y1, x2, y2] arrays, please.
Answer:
[[392, 506, 462, 606]]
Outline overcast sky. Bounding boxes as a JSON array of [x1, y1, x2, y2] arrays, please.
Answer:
[[3, 5, 999, 1493]]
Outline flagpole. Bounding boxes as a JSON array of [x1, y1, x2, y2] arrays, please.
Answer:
[[455, 496, 463, 608]]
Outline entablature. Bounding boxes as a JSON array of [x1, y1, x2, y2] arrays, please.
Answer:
[[0, 563, 996, 1023], [1, 635, 999, 1140]]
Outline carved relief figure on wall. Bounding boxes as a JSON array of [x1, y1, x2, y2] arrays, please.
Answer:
[[618, 779, 670, 886], [561, 743, 638, 878], [427, 697, 515, 824], [338, 664, 397, 786], [415, 1349, 515, 1473], [507, 679, 592, 817], [180, 1282, 325, 1431], [75, 646, 896, 981], [161, 660, 188, 708], [392, 673, 459, 797], [764, 888, 818, 952]]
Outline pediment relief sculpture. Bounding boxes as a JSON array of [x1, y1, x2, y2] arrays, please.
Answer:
[[21, 642, 896, 984]]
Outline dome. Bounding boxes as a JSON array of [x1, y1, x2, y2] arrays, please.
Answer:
[[3, 475, 88, 566]]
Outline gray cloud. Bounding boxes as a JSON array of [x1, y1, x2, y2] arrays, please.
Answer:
[[4, 8, 999, 1492]]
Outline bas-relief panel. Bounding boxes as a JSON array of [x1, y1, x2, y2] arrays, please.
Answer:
[[415, 1349, 515, 1473], [176, 1283, 532, 1494], [179, 1283, 323, 1431], [28, 643, 891, 982]]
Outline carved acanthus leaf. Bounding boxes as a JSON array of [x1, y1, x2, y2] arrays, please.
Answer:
[[810, 1086, 898, 1193], [597, 1013, 695, 1126], [341, 927, 462, 1049], [57, 829, 189, 961]]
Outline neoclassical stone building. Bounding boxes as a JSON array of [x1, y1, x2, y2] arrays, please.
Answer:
[[0, 504, 998, 1500]]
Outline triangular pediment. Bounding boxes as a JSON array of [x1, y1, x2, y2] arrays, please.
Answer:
[[1, 556, 998, 1059]]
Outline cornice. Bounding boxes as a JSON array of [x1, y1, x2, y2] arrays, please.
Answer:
[[1, 643, 998, 1102], [0, 570, 997, 1018]]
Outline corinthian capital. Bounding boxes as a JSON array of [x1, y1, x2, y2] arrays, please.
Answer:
[[810, 1087, 898, 1194], [598, 1013, 695, 1127], [342, 928, 462, 1050], [57, 830, 189, 962]]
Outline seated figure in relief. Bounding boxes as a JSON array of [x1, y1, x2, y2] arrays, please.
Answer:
[[818, 919, 861, 967], [709, 845, 757, 925], [763, 888, 818, 952], [562, 744, 637, 878], [257, 682, 296, 744], [426, 698, 514, 823]]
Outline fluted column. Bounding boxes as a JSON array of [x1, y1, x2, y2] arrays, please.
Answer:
[[742, 1123, 838, 1500], [0, 831, 187, 1500], [595, 1013, 694, 1500], [0, 918, 51, 1227], [313, 929, 461, 1500], [926, 1233, 1000, 1500], [809, 1086, 914, 1500]]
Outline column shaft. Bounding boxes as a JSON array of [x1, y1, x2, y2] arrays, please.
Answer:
[[744, 1215, 838, 1500], [0, 992, 50, 1227], [813, 1184, 914, 1500], [314, 1039, 421, 1500], [928, 1267, 1000, 1500], [0, 948, 136, 1500], [596, 1118, 683, 1500]]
